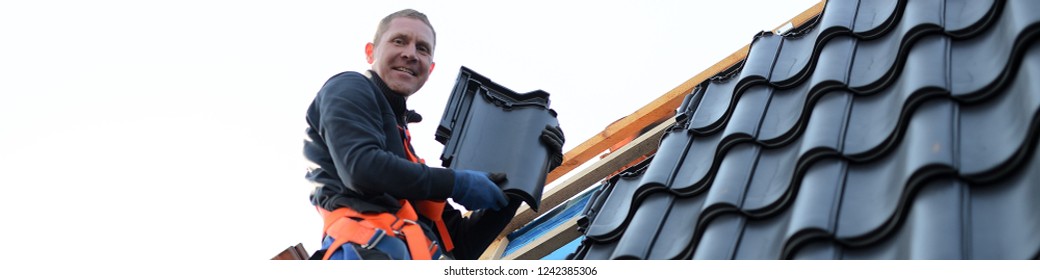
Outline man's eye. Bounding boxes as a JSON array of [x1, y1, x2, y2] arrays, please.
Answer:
[[418, 46, 429, 53], [392, 38, 404, 45]]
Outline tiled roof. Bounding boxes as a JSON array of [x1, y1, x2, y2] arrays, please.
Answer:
[[571, 0, 1040, 260]]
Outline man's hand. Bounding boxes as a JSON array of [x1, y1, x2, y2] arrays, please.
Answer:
[[451, 170, 509, 211], [540, 124, 565, 172]]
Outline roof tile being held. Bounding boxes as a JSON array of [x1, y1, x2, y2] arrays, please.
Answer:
[[437, 66, 559, 211]]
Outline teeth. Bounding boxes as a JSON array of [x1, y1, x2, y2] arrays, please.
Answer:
[[394, 67, 415, 75]]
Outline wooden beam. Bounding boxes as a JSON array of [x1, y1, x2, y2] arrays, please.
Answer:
[[271, 243, 309, 260], [478, 236, 509, 260]]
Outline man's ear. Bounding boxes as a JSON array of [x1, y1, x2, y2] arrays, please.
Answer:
[[365, 43, 375, 64], [429, 62, 435, 74]]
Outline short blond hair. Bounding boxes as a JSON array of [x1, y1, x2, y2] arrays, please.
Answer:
[[373, 9, 436, 47]]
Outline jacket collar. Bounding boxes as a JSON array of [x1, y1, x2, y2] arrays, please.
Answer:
[[366, 70, 422, 124]]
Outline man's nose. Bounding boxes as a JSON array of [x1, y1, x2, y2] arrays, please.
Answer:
[[400, 45, 418, 61]]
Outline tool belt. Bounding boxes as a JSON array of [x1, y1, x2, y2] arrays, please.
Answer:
[[317, 199, 454, 260]]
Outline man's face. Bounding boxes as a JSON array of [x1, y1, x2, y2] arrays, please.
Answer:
[[366, 17, 435, 96]]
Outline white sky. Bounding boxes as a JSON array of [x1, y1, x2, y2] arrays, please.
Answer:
[[1, 0, 819, 272]]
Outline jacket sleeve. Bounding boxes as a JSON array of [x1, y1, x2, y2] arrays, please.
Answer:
[[316, 72, 455, 201]]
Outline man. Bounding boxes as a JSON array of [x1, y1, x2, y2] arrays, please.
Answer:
[[303, 9, 564, 260]]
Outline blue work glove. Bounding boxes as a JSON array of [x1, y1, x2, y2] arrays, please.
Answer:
[[451, 170, 509, 211], [541, 124, 565, 172]]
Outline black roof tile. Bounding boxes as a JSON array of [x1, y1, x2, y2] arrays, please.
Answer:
[[690, 73, 740, 134], [734, 200, 795, 260], [959, 42, 1040, 179], [647, 194, 706, 259], [770, 1, 853, 87], [851, 0, 902, 38], [584, 172, 649, 242], [945, 0, 1000, 36], [436, 66, 558, 211], [737, 32, 783, 93], [847, 0, 944, 93], [758, 78, 811, 145], [970, 143, 1040, 260], [576, 182, 611, 231], [701, 144, 758, 214], [837, 98, 957, 245], [792, 240, 841, 260], [799, 91, 850, 155], [691, 213, 745, 260], [840, 178, 967, 259], [638, 128, 693, 191], [670, 132, 725, 194], [781, 158, 847, 258], [742, 137, 802, 214], [951, 0, 1038, 100], [760, 36, 855, 145], [723, 86, 771, 140], [610, 192, 673, 260], [845, 35, 950, 159], [570, 235, 618, 260]]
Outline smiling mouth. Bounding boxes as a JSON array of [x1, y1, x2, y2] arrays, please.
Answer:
[[393, 67, 416, 76]]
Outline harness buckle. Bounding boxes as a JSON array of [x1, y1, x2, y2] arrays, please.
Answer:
[[361, 228, 387, 250], [394, 219, 419, 236]]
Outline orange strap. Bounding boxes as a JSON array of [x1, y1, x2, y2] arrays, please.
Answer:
[[317, 200, 438, 260], [399, 125, 426, 164], [399, 125, 455, 252], [319, 208, 385, 260], [416, 201, 454, 252]]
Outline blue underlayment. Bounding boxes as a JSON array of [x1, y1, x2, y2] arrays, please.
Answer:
[[504, 188, 595, 257]]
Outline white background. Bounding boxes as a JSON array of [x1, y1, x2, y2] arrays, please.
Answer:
[[1, 0, 825, 272]]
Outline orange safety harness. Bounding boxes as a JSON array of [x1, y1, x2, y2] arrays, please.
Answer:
[[317, 125, 454, 260]]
